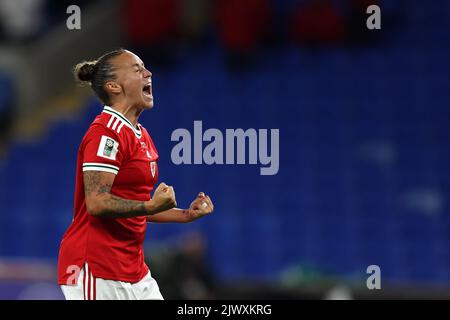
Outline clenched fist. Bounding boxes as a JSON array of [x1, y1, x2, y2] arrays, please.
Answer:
[[186, 192, 214, 222], [151, 182, 177, 214]]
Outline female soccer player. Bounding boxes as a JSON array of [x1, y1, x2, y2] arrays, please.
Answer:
[[57, 49, 214, 300]]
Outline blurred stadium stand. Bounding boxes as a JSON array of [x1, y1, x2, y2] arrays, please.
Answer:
[[1, 0, 450, 299]]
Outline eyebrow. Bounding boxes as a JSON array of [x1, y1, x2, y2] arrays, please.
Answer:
[[131, 63, 145, 69]]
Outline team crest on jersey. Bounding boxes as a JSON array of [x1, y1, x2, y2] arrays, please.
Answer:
[[150, 161, 156, 178], [97, 135, 119, 160]]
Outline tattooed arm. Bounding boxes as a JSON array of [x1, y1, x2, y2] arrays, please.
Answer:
[[83, 171, 176, 218]]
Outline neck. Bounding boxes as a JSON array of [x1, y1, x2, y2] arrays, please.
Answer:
[[109, 102, 143, 127]]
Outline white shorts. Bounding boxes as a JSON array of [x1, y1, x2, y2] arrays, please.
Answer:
[[60, 263, 164, 300]]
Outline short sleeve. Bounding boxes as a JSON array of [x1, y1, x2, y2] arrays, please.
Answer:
[[82, 125, 124, 175]]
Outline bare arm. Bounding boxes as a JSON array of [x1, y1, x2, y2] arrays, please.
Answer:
[[147, 192, 214, 223], [84, 171, 175, 218], [146, 208, 190, 223]]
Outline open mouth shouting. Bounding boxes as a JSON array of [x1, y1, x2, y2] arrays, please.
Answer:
[[142, 82, 152, 99]]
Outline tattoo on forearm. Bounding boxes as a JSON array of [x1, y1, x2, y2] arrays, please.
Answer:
[[103, 195, 147, 217], [97, 183, 111, 195], [83, 171, 147, 218]]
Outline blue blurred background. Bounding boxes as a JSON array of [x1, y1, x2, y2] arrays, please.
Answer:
[[0, 0, 449, 299]]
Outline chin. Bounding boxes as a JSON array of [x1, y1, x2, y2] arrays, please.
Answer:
[[142, 97, 154, 109]]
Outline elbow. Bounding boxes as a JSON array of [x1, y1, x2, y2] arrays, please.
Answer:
[[86, 197, 106, 217]]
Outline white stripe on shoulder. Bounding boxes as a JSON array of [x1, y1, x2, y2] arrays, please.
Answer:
[[117, 122, 125, 133], [102, 108, 142, 138], [111, 117, 121, 131], [106, 115, 115, 128]]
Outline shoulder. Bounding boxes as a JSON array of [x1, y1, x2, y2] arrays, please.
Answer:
[[102, 107, 144, 140], [78, 116, 123, 160], [97, 109, 128, 137], [84, 114, 121, 142]]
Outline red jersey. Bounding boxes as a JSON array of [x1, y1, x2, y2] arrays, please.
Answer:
[[58, 106, 159, 285]]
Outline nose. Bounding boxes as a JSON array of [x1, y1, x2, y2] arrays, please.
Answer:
[[144, 68, 152, 78]]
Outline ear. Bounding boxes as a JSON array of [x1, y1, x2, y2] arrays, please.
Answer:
[[104, 81, 122, 95]]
